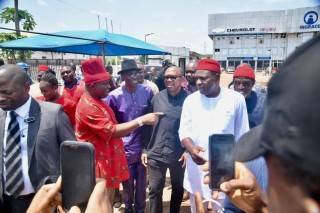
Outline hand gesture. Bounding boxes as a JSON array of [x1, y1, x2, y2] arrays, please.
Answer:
[[140, 112, 164, 125], [202, 162, 267, 213], [178, 152, 188, 168], [190, 145, 206, 165], [141, 153, 148, 167], [27, 177, 62, 213]]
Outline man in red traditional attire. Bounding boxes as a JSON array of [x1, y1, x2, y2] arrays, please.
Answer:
[[75, 58, 161, 212]]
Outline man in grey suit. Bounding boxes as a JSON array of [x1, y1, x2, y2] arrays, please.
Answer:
[[0, 64, 76, 213]]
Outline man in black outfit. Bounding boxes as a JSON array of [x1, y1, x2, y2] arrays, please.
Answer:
[[141, 66, 188, 213]]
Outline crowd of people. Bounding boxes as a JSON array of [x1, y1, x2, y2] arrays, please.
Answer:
[[0, 34, 319, 213]]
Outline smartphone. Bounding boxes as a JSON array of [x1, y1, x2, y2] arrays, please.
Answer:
[[209, 134, 235, 190], [61, 141, 96, 211]]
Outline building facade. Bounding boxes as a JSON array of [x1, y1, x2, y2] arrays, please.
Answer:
[[208, 6, 320, 71], [148, 45, 190, 71]]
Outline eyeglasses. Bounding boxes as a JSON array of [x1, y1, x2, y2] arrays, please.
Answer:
[[164, 75, 182, 80]]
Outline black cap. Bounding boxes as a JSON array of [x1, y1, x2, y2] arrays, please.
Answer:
[[235, 35, 320, 176], [118, 59, 141, 74]]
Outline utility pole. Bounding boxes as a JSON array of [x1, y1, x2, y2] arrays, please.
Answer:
[[111, 19, 114, 33], [105, 17, 108, 32], [144, 33, 154, 65], [14, 0, 20, 37], [97, 15, 101, 29]]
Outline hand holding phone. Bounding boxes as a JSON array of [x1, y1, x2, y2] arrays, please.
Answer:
[[61, 141, 96, 211], [209, 134, 235, 190]]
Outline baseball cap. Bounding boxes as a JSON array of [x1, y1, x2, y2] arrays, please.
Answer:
[[234, 35, 320, 176]]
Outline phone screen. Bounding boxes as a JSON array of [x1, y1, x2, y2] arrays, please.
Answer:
[[209, 134, 235, 190], [61, 141, 96, 210]]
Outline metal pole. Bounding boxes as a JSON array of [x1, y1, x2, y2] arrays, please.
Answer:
[[105, 18, 108, 32], [144, 33, 154, 65], [98, 15, 101, 29], [101, 43, 106, 65], [111, 20, 114, 33], [0, 27, 104, 42]]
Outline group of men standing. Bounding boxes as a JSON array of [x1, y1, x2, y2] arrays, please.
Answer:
[[0, 55, 267, 213]]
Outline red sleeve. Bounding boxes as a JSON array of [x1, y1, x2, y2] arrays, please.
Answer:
[[76, 99, 116, 142]]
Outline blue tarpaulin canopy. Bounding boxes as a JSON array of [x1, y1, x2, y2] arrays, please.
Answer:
[[0, 30, 169, 56]]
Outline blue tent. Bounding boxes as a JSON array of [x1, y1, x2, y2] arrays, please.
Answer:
[[0, 30, 169, 56]]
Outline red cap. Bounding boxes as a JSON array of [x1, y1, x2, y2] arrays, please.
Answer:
[[81, 58, 110, 85], [195, 59, 221, 74], [234, 64, 255, 80], [38, 64, 50, 72]]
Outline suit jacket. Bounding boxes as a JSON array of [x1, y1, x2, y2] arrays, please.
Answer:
[[0, 98, 76, 200]]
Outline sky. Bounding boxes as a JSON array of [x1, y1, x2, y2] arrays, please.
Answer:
[[0, 0, 319, 54]]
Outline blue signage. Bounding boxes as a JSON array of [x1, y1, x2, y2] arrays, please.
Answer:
[[304, 11, 318, 25], [258, 57, 271, 60], [300, 11, 320, 30], [227, 57, 254, 60]]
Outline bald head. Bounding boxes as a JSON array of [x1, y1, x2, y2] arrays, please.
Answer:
[[0, 64, 31, 86], [0, 64, 30, 111], [186, 61, 198, 71], [186, 61, 198, 84]]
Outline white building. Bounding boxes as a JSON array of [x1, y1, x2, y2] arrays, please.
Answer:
[[148, 45, 190, 69], [208, 6, 320, 71], [31, 51, 89, 60]]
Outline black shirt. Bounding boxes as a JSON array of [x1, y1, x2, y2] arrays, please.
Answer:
[[144, 89, 188, 164]]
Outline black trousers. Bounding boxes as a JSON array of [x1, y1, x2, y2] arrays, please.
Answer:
[[1, 193, 35, 213], [147, 159, 185, 213]]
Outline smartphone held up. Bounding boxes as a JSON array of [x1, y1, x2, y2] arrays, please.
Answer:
[[209, 134, 235, 190], [60, 141, 96, 211]]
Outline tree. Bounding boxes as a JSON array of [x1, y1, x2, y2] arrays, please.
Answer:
[[0, 6, 36, 60], [0, 7, 36, 32], [0, 32, 31, 59]]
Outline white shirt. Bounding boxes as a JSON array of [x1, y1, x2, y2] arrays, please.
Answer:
[[3, 96, 35, 195], [179, 88, 249, 199]]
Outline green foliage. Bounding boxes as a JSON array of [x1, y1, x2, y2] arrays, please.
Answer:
[[0, 7, 36, 31], [0, 7, 35, 60], [0, 32, 32, 60]]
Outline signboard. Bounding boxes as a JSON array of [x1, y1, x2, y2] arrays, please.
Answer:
[[300, 10, 320, 30], [258, 57, 271, 60], [227, 57, 254, 60]]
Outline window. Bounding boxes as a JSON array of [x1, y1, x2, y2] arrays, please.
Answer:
[[280, 33, 286, 38], [215, 49, 220, 52]]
